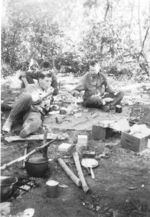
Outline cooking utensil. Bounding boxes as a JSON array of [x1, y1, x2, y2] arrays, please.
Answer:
[[25, 156, 49, 178], [0, 176, 18, 202], [81, 158, 98, 179], [46, 180, 59, 198], [41, 127, 48, 158], [22, 143, 28, 168], [115, 105, 122, 113]]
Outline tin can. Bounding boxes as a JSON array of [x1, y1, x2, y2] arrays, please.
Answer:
[[46, 180, 59, 198], [115, 105, 122, 113]]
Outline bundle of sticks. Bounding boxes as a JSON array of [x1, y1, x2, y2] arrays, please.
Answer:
[[58, 152, 89, 193]]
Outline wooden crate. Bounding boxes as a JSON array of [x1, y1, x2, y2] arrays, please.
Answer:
[[92, 125, 113, 140], [121, 131, 149, 152]]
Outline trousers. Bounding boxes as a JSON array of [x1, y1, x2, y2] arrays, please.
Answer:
[[83, 92, 124, 110], [9, 93, 42, 137]]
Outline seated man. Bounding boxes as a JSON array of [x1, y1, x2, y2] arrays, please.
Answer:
[[2, 70, 55, 138], [73, 60, 124, 112], [20, 60, 58, 96]]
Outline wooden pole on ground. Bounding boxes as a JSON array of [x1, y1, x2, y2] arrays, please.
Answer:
[[73, 152, 89, 193], [58, 158, 81, 187], [4, 133, 66, 143]]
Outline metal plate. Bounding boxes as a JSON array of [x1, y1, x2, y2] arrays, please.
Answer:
[[81, 158, 99, 168]]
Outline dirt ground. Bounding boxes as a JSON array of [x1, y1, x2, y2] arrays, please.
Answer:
[[1, 74, 150, 217]]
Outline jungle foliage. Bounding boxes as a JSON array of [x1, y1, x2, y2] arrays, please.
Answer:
[[1, 0, 150, 80]]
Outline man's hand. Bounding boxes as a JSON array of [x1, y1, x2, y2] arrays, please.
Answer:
[[113, 91, 118, 96], [34, 87, 54, 104], [91, 95, 106, 105], [40, 87, 54, 100], [47, 87, 54, 95]]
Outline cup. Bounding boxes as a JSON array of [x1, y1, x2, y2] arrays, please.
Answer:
[[115, 105, 122, 113], [46, 180, 59, 198]]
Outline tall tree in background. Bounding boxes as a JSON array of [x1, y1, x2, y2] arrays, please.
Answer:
[[1, 0, 150, 77]]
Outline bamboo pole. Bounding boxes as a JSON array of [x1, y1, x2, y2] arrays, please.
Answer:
[[72, 152, 89, 193], [58, 158, 81, 187], [4, 133, 66, 143], [0, 140, 55, 170], [22, 143, 28, 168], [41, 127, 48, 158]]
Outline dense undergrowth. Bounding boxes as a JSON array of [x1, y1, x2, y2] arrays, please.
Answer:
[[2, 0, 150, 80]]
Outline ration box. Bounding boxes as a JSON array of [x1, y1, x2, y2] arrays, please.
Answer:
[[121, 131, 149, 152]]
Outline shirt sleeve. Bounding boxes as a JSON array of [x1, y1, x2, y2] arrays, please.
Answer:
[[51, 72, 59, 96], [19, 70, 39, 80], [74, 73, 88, 92], [23, 83, 39, 94], [100, 73, 114, 93]]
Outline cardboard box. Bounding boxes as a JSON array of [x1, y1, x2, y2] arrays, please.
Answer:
[[76, 135, 88, 154], [92, 118, 130, 140], [110, 118, 130, 132], [92, 125, 113, 140], [99, 120, 114, 128], [121, 131, 149, 152], [58, 143, 73, 153]]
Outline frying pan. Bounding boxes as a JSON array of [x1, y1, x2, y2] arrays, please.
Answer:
[[81, 158, 98, 179]]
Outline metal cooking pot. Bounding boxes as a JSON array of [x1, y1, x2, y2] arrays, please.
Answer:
[[0, 176, 18, 202], [25, 156, 49, 178]]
